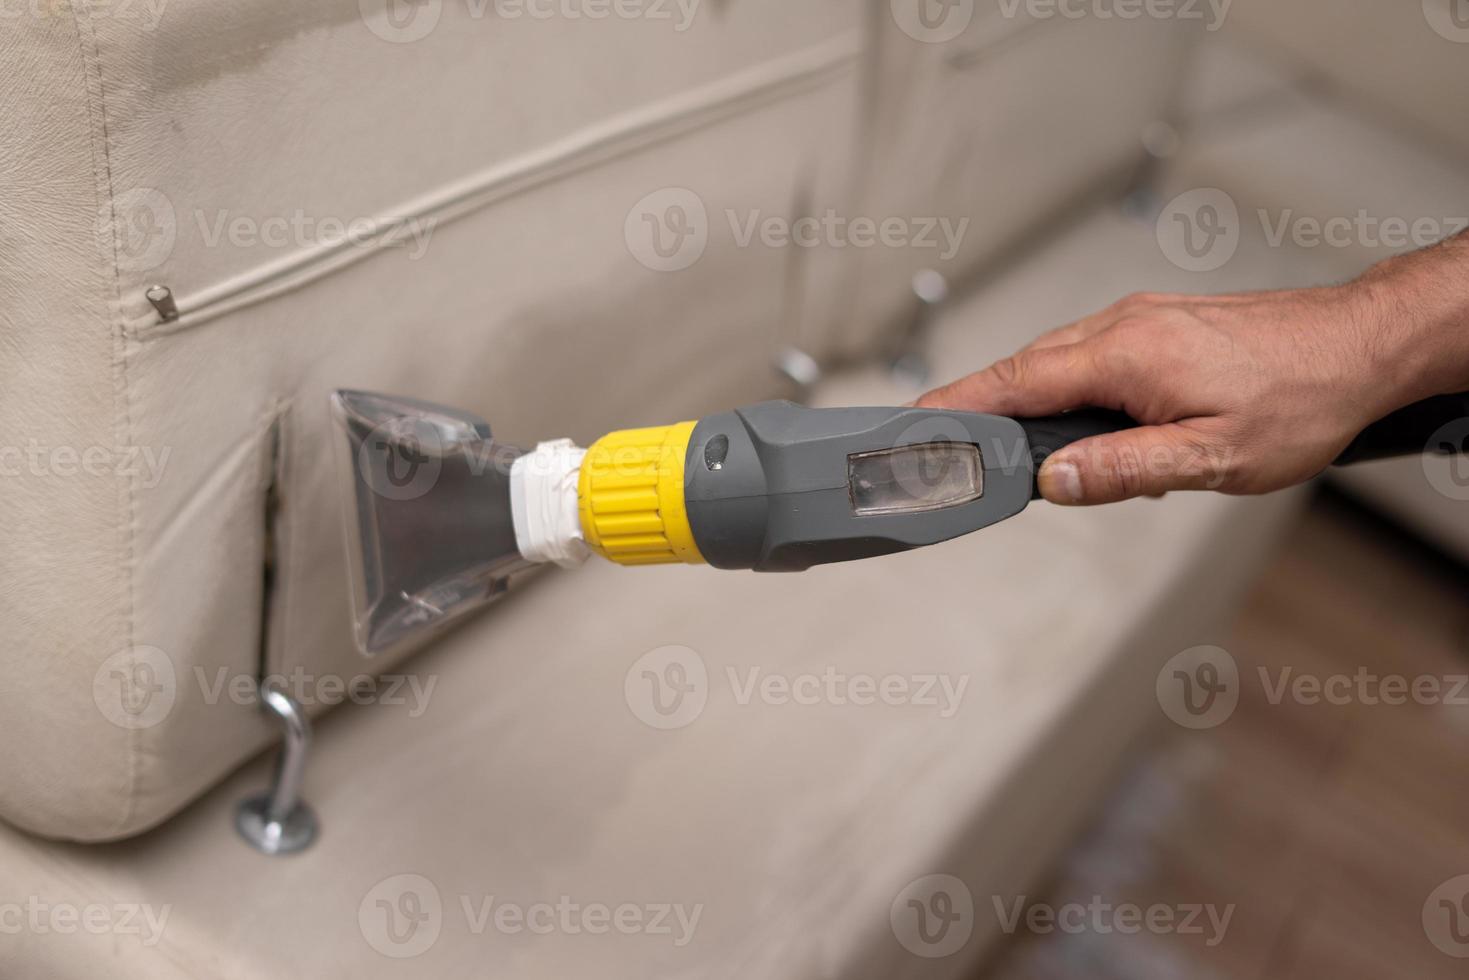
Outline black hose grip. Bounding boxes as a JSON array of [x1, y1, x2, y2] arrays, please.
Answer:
[[1017, 409, 1138, 500], [1014, 393, 1469, 502], [1333, 392, 1469, 465]]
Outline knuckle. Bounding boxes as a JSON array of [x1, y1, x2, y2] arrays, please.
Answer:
[[987, 355, 1025, 389], [1109, 445, 1150, 498], [1115, 291, 1158, 312], [1092, 329, 1146, 378], [1186, 428, 1248, 491], [1106, 314, 1163, 344]]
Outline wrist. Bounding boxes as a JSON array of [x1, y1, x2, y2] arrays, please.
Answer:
[[1346, 239, 1469, 412]]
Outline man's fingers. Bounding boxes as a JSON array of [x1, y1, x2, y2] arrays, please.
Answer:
[[1037, 423, 1232, 505], [915, 340, 1118, 418]]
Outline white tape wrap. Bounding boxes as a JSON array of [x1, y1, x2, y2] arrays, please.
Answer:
[[509, 439, 591, 568]]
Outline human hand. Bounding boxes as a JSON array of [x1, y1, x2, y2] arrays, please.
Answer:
[[914, 282, 1435, 505]]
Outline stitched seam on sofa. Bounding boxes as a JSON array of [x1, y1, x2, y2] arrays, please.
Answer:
[[125, 30, 862, 340], [66, 0, 143, 839]]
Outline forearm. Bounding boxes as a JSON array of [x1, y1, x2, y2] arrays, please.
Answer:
[[1354, 231, 1469, 411]]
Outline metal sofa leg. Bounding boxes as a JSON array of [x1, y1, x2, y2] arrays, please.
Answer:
[[235, 684, 318, 855]]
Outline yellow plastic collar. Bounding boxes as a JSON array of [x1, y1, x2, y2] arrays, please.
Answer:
[[577, 421, 704, 566]]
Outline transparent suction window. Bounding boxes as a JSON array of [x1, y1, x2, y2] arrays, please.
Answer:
[[848, 442, 983, 516]]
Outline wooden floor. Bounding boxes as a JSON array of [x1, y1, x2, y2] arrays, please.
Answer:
[[980, 489, 1469, 980]]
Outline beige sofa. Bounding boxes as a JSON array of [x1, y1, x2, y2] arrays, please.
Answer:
[[10, 0, 1440, 976]]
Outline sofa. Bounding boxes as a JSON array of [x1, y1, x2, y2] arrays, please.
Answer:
[[9, 0, 1456, 976]]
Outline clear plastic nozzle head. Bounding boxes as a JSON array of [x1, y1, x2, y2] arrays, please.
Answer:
[[330, 390, 531, 658]]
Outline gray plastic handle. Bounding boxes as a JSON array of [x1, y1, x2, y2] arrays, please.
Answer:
[[683, 402, 1037, 571]]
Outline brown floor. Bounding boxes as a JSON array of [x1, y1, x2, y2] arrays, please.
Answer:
[[980, 489, 1469, 980]]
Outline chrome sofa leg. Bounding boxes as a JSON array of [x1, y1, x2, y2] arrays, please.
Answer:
[[235, 684, 318, 855]]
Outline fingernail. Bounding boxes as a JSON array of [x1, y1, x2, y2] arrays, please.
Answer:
[[1040, 459, 1084, 505]]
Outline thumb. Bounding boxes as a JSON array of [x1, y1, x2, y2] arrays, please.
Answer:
[[1038, 424, 1225, 505]]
